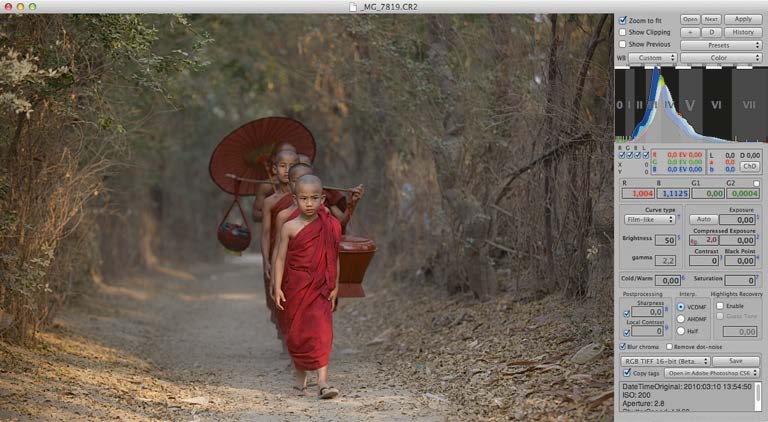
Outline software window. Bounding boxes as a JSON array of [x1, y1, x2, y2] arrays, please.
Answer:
[[1, 0, 766, 420], [614, 5, 766, 421]]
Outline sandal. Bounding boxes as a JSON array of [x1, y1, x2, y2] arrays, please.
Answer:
[[318, 386, 339, 399], [292, 386, 307, 396]]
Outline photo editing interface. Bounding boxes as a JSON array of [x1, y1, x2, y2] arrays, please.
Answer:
[[614, 7, 768, 422]]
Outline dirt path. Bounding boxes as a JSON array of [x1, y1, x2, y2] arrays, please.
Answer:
[[0, 255, 451, 421]]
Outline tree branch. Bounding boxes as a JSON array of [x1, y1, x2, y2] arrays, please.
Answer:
[[493, 136, 594, 205]]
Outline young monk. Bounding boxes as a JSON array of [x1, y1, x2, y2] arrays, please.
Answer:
[[273, 174, 342, 399], [252, 142, 298, 223], [261, 149, 299, 326], [271, 164, 363, 267]]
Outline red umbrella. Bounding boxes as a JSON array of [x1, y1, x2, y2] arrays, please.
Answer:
[[209, 117, 316, 196]]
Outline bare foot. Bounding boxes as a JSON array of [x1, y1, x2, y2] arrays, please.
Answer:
[[293, 369, 307, 392]]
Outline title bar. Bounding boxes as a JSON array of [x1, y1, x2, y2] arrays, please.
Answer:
[[4, 0, 768, 14]]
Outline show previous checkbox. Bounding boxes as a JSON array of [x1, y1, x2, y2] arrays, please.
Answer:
[[619, 40, 627, 48], [619, 28, 626, 36]]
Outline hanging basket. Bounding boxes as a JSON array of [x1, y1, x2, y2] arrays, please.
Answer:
[[217, 185, 252, 255], [218, 221, 251, 254]]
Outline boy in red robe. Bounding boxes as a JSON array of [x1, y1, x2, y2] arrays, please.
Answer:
[[252, 142, 297, 223], [261, 150, 298, 332], [273, 174, 342, 399]]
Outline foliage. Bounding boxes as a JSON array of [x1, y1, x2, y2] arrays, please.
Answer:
[[0, 14, 209, 343]]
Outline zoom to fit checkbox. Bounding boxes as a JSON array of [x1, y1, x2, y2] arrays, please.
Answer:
[[618, 16, 627, 24]]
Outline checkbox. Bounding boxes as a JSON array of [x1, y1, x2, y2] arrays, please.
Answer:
[[619, 40, 627, 48], [623, 310, 630, 317], [619, 16, 627, 25], [619, 28, 626, 36], [623, 368, 631, 377], [754, 180, 760, 187], [717, 302, 724, 310], [643, 151, 649, 158], [619, 152, 625, 158], [666, 343, 673, 350], [619, 343, 626, 350], [623, 329, 630, 337], [717, 312, 724, 320]]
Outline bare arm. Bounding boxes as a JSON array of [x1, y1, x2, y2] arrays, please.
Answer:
[[330, 255, 340, 311], [252, 184, 271, 222], [273, 223, 291, 310], [331, 185, 364, 227], [270, 210, 289, 282], [329, 205, 345, 223]]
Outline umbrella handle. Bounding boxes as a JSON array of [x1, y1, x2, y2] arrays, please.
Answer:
[[225, 173, 277, 185], [226, 174, 358, 194], [323, 186, 357, 193]]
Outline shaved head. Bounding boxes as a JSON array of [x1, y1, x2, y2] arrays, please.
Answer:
[[289, 163, 313, 179], [275, 142, 297, 153], [295, 174, 323, 193], [274, 150, 298, 163], [297, 153, 312, 165]]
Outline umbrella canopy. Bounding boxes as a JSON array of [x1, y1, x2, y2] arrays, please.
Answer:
[[209, 117, 316, 196]]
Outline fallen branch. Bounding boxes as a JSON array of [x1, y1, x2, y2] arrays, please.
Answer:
[[484, 239, 544, 261]]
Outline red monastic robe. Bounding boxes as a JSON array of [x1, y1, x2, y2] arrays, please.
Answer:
[[323, 189, 349, 234], [265, 193, 296, 318], [324, 190, 347, 213], [276, 208, 341, 371], [269, 194, 295, 261]]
